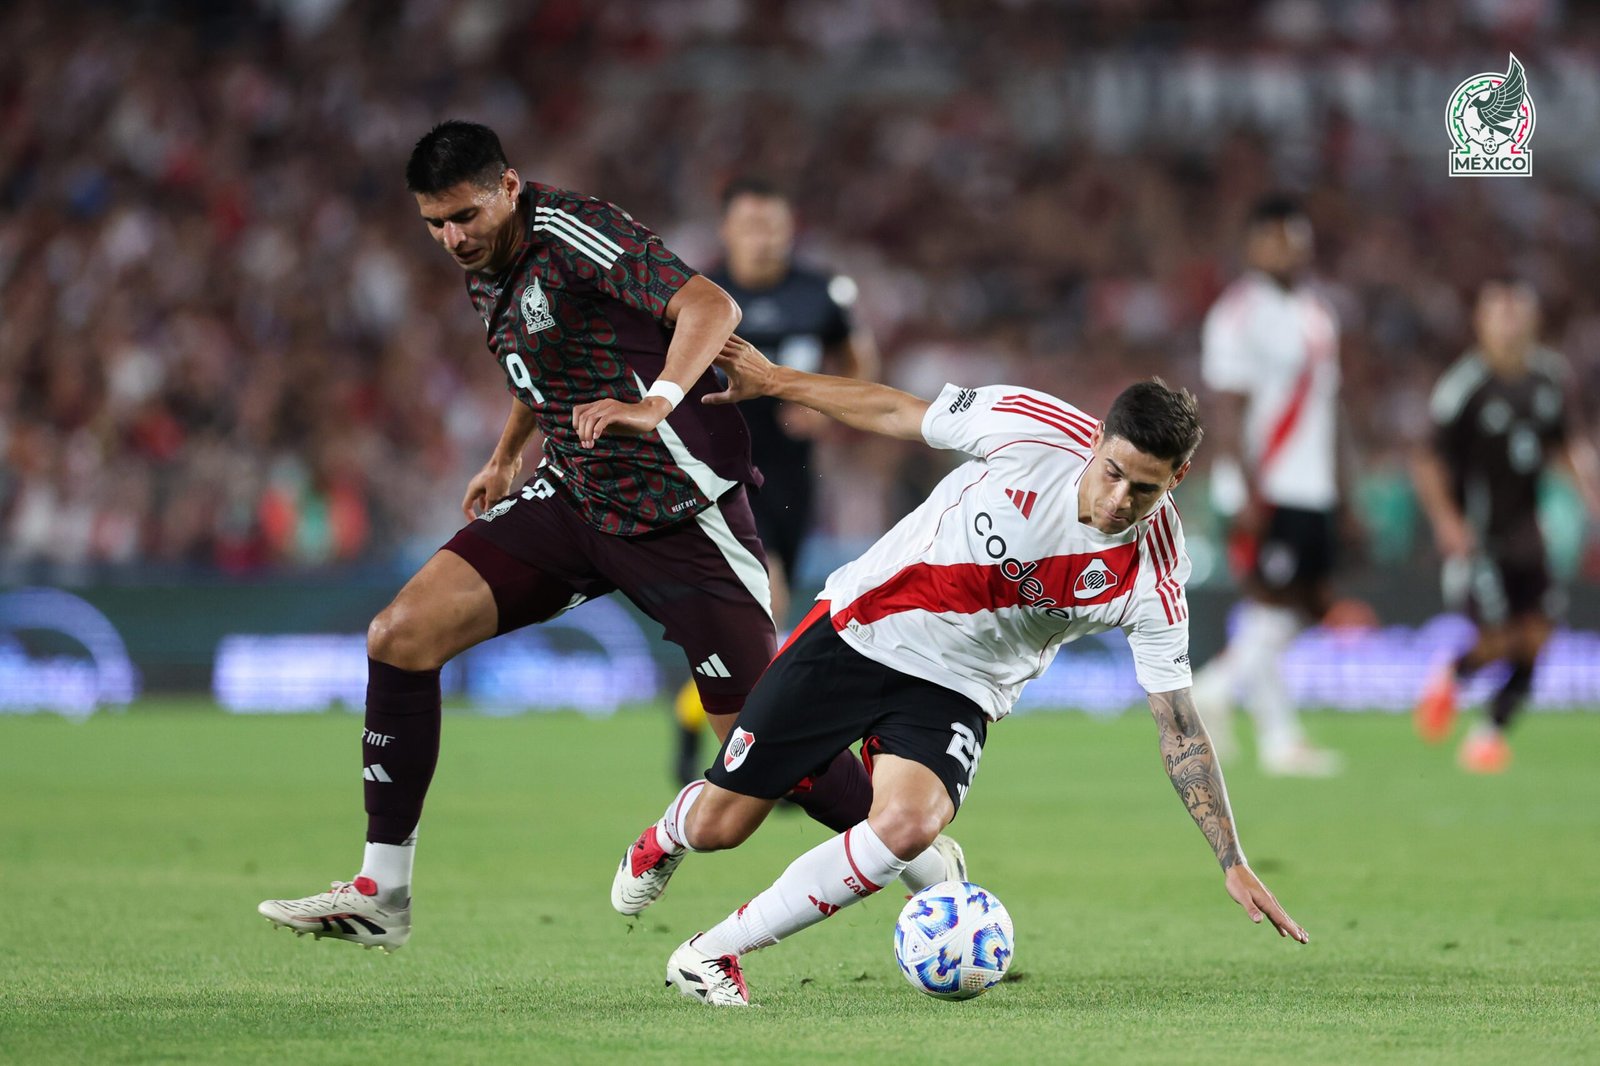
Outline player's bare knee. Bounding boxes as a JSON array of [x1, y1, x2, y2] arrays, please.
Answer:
[[367, 604, 439, 672], [868, 806, 945, 861]]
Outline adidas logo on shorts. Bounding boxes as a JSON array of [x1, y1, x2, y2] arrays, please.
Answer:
[[694, 654, 731, 679]]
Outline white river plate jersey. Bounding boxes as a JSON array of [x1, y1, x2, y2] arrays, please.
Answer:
[[820, 384, 1193, 722]]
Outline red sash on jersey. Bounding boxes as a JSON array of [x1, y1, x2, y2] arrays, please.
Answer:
[[1230, 308, 1333, 577]]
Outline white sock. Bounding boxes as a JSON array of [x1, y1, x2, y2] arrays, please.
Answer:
[[698, 821, 908, 958], [1231, 603, 1303, 757], [655, 780, 705, 854], [359, 833, 415, 903], [899, 845, 953, 893]]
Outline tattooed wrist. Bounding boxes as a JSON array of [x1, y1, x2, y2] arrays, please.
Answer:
[[1150, 688, 1246, 871]]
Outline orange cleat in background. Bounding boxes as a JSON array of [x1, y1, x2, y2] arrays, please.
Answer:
[[1414, 666, 1459, 744], [1458, 728, 1511, 774]]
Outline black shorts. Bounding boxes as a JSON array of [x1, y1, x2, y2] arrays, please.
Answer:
[[1235, 506, 1337, 590], [444, 479, 775, 715], [1445, 551, 1556, 626], [705, 602, 989, 814]]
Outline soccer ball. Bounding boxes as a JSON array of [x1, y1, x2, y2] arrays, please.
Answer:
[[893, 880, 1014, 1000]]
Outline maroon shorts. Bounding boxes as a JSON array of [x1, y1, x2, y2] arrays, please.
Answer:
[[443, 481, 775, 715]]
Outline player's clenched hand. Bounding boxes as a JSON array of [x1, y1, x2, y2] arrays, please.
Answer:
[[572, 397, 671, 448], [704, 335, 779, 405], [461, 455, 521, 521], [1224, 864, 1308, 944]]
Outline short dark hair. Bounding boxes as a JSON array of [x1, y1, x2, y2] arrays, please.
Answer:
[[1104, 378, 1203, 469], [720, 176, 787, 212], [1478, 272, 1538, 300], [1248, 192, 1306, 227], [405, 121, 508, 194]]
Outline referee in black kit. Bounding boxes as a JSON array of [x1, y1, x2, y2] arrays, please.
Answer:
[[672, 177, 879, 783]]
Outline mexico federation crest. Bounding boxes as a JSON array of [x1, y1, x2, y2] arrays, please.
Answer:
[[1448, 53, 1534, 177], [521, 278, 556, 334]]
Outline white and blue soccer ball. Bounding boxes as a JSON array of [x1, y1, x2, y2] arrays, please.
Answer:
[[893, 880, 1014, 1000]]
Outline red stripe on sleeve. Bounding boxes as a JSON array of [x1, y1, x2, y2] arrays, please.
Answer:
[[999, 394, 1101, 438], [1154, 509, 1187, 622], [992, 403, 1092, 447]]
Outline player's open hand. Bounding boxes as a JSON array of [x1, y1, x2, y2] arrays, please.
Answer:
[[1224, 864, 1308, 944], [704, 335, 779, 405], [461, 455, 521, 521], [572, 397, 671, 448]]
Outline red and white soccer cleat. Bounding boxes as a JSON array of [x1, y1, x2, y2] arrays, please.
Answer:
[[611, 826, 686, 916], [666, 935, 752, 1007], [1415, 666, 1459, 744], [257, 877, 411, 952]]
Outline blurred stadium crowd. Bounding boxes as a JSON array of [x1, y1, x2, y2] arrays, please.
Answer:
[[2, 0, 1597, 579]]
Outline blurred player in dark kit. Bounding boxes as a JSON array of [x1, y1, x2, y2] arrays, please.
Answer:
[[1413, 278, 1600, 772], [257, 123, 954, 950], [670, 178, 879, 784]]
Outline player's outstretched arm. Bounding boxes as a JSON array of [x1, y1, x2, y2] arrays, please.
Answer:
[[1146, 687, 1309, 945], [705, 336, 930, 441], [1410, 446, 1474, 559]]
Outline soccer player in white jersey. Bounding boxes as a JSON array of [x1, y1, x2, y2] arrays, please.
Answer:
[[1190, 194, 1347, 777], [610, 337, 1308, 1007]]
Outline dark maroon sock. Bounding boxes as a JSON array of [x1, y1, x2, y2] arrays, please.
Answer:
[[363, 658, 442, 845], [787, 749, 873, 833]]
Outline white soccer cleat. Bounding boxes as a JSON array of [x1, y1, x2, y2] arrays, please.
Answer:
[[258, 877, 411, 952], [666, 935, 752, 1007], [900, 833, 968, 894], [929, 834, 967, 882], [612, 826, 686, 916]]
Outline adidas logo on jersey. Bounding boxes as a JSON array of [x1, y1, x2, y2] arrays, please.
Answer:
[[362, 764, 392, 783], [1004, 488, 1038, 519], [694, 653, 731, 679], [521, 279, 555, 334], [1073, 558, 1119, 600]]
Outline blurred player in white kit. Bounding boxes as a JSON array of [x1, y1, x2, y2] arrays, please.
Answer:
[[1190, 195, 1348, 777]]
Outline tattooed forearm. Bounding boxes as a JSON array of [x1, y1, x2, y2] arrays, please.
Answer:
[[1148, 688, 1245, 871]]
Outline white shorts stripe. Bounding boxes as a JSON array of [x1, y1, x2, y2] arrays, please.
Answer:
[[631, 372, 773, 622], [694, 501, 773, 624]]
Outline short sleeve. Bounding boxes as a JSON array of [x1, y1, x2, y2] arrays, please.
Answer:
[[1427, 355, 1484, 457], [1200, 290, 1255, 394], [1532, 350, 1576, 446], [921, 384, 1100, 459], [542, 197, 698, 320], [1125, 503, 1193, 694]]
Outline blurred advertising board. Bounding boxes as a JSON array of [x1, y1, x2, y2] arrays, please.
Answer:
[[0, 581, 1596, 717]]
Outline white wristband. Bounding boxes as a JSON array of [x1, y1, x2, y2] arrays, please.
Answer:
[[645, 380, 685, 411]]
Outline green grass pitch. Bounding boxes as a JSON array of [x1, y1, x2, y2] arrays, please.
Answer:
[[2, 703, 1597, 1064]]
